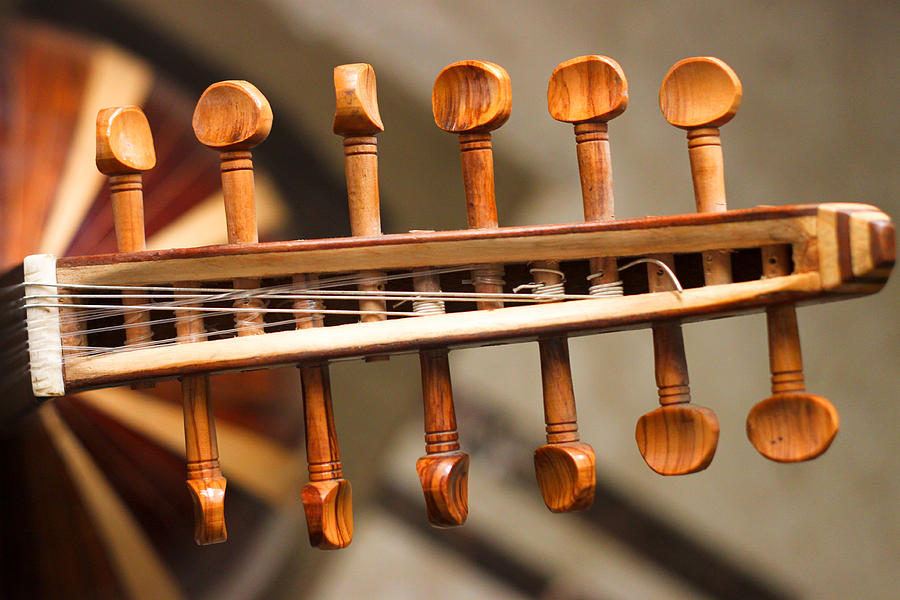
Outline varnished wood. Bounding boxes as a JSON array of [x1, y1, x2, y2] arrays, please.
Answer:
[[636, 254, 719, 475], [333, 64, 386, 325], [548, 55, 629, 296], [533, 334, 595, 512], [96, 107, 154, 347], [433, 60, 511, 309], [661, 57, 742, 285], [411, 269, 469, 527], [97, 105, 226, 544], [299, 361, 352, 548], [747, 245, 839, 462], [60, 204, 882, 285], [416, 348, 468, 527], [193, 81, 271, 334], [53, 204, 894, 392]]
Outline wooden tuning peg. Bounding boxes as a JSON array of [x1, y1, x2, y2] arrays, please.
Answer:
[[636, 257, 719, 475], [333, 63, 389, 329], [661, 58, 837, 462], [96, 106, 155, 346], [98, 106, 226, 544], [433, 60, 511, 310], [660, 56, 741, 285], [193, 80, 272, 334], [747, 246, 839, 462], [530, 55, 628, 507], [548, 55, 626, 295]]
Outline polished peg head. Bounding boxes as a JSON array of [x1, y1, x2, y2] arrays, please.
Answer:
[[416, 452, 469, 527], [547, 55, 628, 124], [659, 57, 742, 129], [192, 80, 273, 150], [747, 393, 839, 462], [636, 405, 719, 475], [534, 442, 595, 512], [302, 479, 353, 549], [432, 60, 511, 133], [333, 63, 383, 137], [96, 106, 156, 175]]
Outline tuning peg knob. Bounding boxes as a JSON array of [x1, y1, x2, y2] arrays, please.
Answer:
[[432, 60, 511, 134], [659, 57, 741, 130], [192, 80, 272, 151], [548, 55, 627, 125], [96, 106, 156, 176]]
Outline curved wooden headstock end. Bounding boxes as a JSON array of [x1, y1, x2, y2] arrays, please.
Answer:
[[636, 404, 719, 475], [186, 475, 227, 545], [192, 80, 273, 151], [416, 451, 469, 527], [301, 479, 354, 549], [747, 393, 839, 462], [432, 60, 511, 133], [96, 106, 156, 175], [659, 57, 742, 130], [534, 442, 595, 512], [333, 63, 383, 137], [547, 55, 628, 124]]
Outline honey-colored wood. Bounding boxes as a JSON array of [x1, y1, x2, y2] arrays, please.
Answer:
[[293, 273, 351, 548], [411, 270, 469, 527], [333, 64, 387, 325], [58, 204, 866, 286], [416, 348, 469, 527], [636, 254, 719, 475], [54, 202, 894, 392], [193, 81, 272, 334], [97, 105, 226, 544], [433, 60, 511, 309], [747, 245, 839, 461], [95, 106, 154, 346], [299, 361, 352, 548], [548, 55, 628, 288], [660, 57, 742, 285], [533, 334, 595, 512]]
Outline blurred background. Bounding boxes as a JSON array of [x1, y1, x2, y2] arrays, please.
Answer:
[[0, 1, 897, 599]]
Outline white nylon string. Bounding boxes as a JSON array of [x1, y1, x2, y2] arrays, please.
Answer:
[[20, 261, 685, 364]]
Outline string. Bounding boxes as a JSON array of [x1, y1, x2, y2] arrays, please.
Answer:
[[20, 260, 686, 363]]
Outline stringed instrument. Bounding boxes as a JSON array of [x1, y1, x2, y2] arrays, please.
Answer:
[[6, 54, 894, 552]]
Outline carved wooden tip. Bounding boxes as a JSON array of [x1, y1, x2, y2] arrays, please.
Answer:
[[747, 393, 839, 462], [432, 60, 511, 133], [659, 57, 742, 129], [186, 476, 227, 545], [416, 451, 469, 527], [534, 442, 596, 513], [301, 479, 353, 549], [547, 55, 628, 124], [333, 63, 383, 137], [192, 80, 273, 150], [635, 404, 719, 475], [96, 106, 156, 175]]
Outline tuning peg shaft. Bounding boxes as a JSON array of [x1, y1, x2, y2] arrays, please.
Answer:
[[660, 57, 741, 285], [99, 106, 226, 544], [747, 246, 839, 461], [417, 346, 469, 526], [193, 80, 272, 334], [334, 64, 388, 325], [636, 255, 719, 475], [433, 60, 511, 310]]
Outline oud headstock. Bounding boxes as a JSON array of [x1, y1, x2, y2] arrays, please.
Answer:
[[16, 52, 894, 551]]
